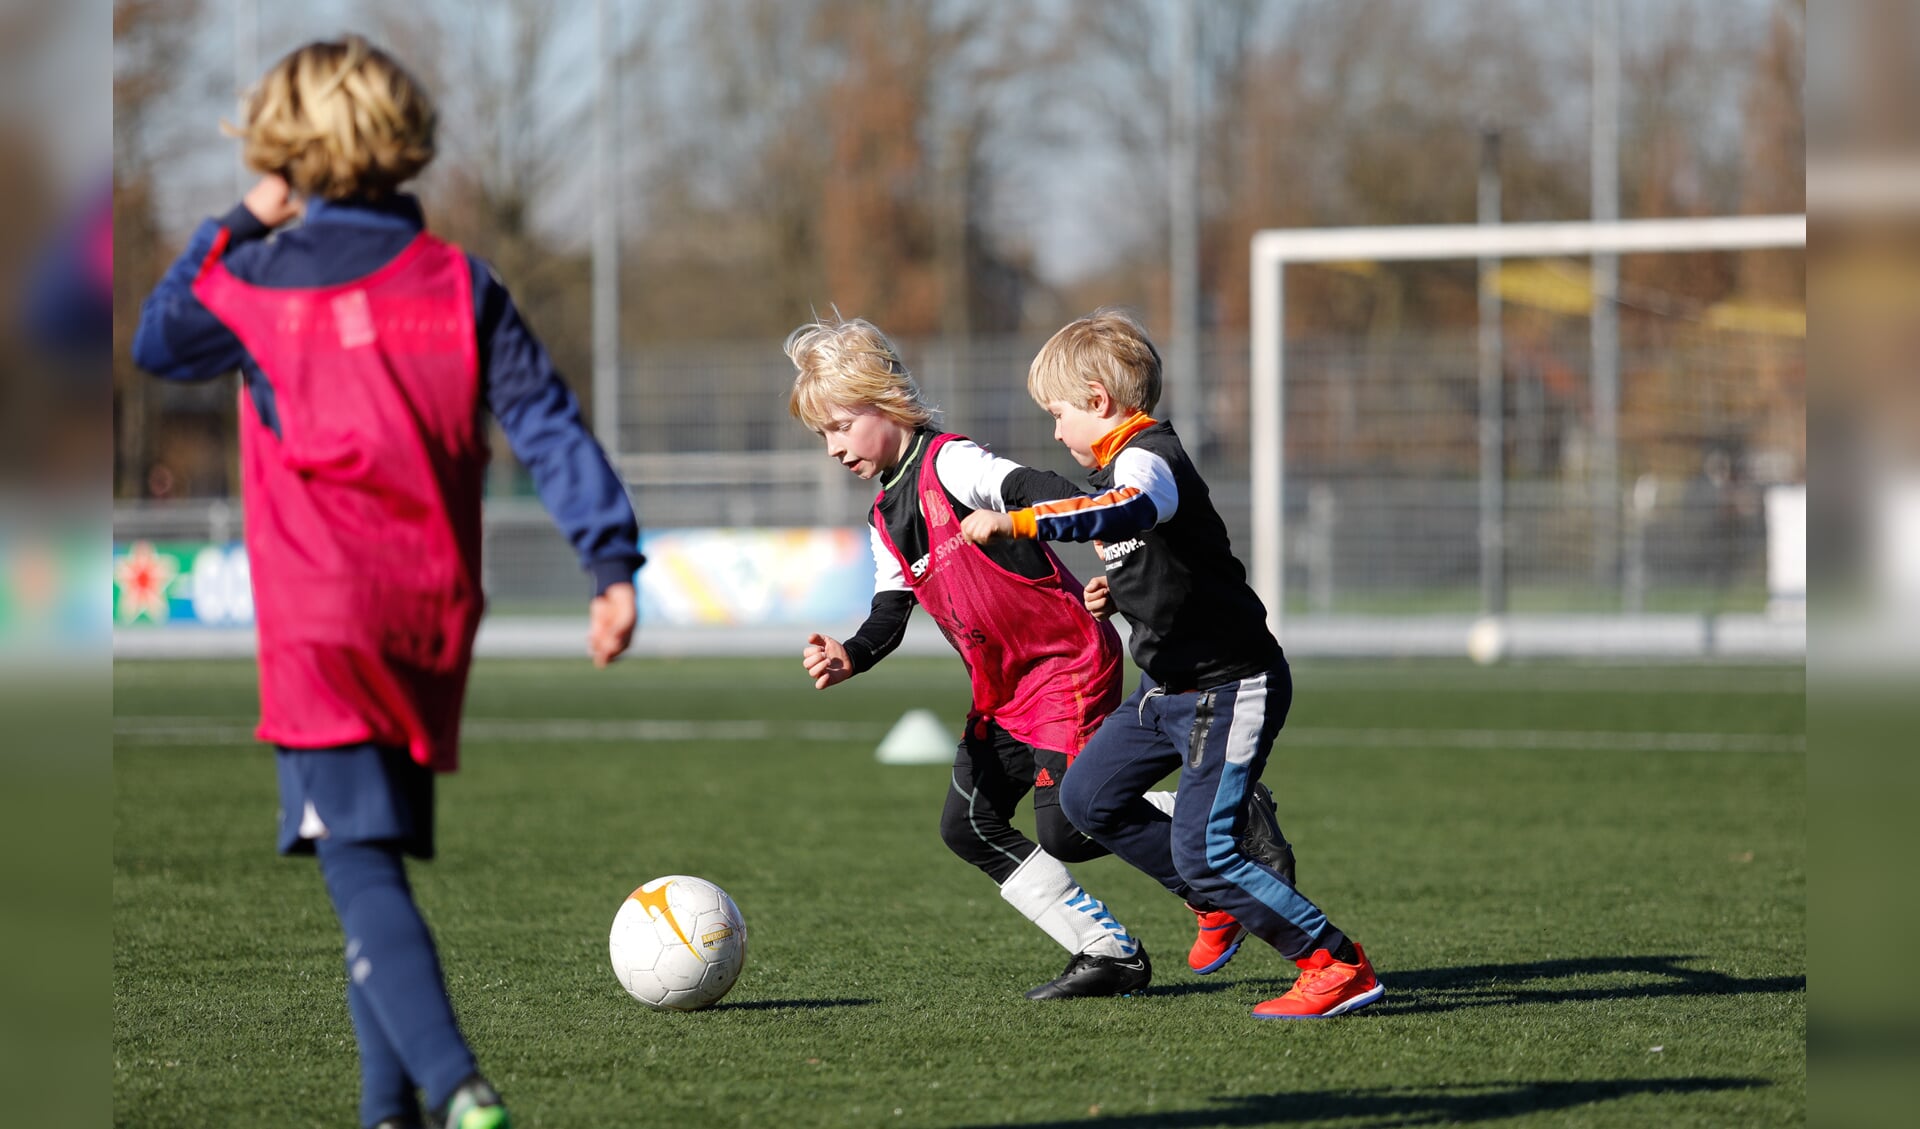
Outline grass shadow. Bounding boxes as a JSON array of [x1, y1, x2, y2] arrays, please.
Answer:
[[1139, 977, 1288, 1000], [708, 996, 877, 1012], [947, 1076, 1767, 1128], [1366, 954, 1804, 1018], [1129, 952, 1801, 1014]]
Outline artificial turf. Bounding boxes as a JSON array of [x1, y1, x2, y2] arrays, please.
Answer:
[[113, 657, 1804, 1127]]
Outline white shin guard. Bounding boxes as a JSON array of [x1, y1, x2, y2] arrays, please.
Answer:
[[998, 848, 1137, 959]]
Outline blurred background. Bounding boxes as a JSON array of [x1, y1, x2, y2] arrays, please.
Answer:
[[67, 2, 1920, 1124], [109, 0, 1807, 660]]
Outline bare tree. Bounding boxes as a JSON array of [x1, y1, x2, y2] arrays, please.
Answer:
[[621, 0, 1042, 341], [367, 0, 597, 357], [113, 0, 207, 498]]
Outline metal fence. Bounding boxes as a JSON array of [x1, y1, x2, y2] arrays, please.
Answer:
[[612, 325, 1802, 616], [1268, 324, 1800, 615], [115, 322, 1803, 647]]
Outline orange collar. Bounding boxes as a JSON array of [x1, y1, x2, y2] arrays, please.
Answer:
[[1091, 411, 1158, 468]]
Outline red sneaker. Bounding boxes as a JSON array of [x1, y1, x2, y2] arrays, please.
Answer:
[[1251, 943, 1384, 1019], [1187, 904, 1246, 974]]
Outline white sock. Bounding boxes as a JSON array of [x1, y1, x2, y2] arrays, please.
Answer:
[[1144, 790, 1177, 817], [998, 848, 1137, 958]]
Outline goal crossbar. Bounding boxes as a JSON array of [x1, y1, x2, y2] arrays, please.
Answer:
[[1248, 214, 1806, 635]]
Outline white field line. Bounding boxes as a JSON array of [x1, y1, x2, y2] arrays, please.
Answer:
[[1294, 669, 1806, 695], [112, 717, 885, 746], [1284, 727, 1803, 754], [113, 717, 1803, 754]]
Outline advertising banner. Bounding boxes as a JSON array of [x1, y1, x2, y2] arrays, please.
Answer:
[[111, 541, 253, 627], [636, 527, 871, 626], [112, 528, 873, 629]]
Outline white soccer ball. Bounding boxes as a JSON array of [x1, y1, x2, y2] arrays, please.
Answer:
[[608, 875, 748, 1011], [1466, 616, 1509, 666]]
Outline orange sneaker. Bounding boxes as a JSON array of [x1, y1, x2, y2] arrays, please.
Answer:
[[1250, 944, 1384, 1019], [1187, 904, 1246, 974]]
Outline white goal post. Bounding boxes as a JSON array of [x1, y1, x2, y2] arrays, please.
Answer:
[[1248, 214, 1807, 635]]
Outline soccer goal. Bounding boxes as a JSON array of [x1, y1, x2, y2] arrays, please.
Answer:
[[1247, 214, 1806, 642]]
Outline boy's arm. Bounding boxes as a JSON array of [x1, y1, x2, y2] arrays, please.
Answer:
[[475, 261, 643, 595], [804, 527, 916, 688], [992, 447, 1181, 544], [842, 590, 916, 673], [22, 184, 112, 357], [999, 466, 1090, 507], [130, 204, 275, 381], [843, 525, 915, 673], [931, 440, 1082, 512], [807, 591, 916, 689], [589, 583, 636, 668]]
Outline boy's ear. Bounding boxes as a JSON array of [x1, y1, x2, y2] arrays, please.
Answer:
[[1084, 380, 1113, 416]]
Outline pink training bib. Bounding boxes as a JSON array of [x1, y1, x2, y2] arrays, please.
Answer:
[[193, 230, 487, 771], [872, 433, 1121, 754]]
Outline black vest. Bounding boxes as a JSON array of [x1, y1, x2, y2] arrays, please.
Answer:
[[1090, 421, 1281, 689]]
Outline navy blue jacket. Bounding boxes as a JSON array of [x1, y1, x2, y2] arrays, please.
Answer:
[[132, 194, 642, 595], [26, 181, 113, 359]]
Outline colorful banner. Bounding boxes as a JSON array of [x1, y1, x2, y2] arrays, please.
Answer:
[[2, 529, 108, 645], [112, 528, 875, 628], [637, 527, 872, 626], [111, 541, 253, 627]]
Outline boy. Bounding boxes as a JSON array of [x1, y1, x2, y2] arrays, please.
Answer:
[[960, 309, 1383, 1020], [787, 315, 1154, 999], [133, 37, 640, 1127]]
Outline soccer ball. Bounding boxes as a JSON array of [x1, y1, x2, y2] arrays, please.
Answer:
[[1466, 616, 1509, 666], [608, 875, 748, 1011]]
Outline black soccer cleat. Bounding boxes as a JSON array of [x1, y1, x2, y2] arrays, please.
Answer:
[[1240, 782, 1297, 888], [1025, 943, 1152, 999]]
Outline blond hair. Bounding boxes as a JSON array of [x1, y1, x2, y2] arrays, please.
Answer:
[[227, 36, 436, 200], [785, 316, 937, 433], [1028, 308, 1163, 415]]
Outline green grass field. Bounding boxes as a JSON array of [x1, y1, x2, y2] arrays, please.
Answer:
[[113, 657, 1804, 1128]]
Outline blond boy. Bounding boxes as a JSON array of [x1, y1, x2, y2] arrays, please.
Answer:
[[788, 315, 1159, 999], [133, 36, 643, 1126], [961, 309, 1381, 1020]]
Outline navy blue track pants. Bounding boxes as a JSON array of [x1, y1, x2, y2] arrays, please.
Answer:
[[1058, 661, 1342, 962]]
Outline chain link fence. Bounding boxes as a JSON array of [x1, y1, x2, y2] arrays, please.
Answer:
[[611, 324, 1802, 617], [115, 321, 1803, 643]]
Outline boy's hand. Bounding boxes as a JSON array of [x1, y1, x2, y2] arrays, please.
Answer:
[[588, 582, 637, 667], [1083, 575, 1113, 621], [242, 175, 304, 228], [960, 510, 1014, 544], [803, 632, 853, 689]]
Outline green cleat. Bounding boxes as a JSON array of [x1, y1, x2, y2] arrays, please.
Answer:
[[429, 1077, 510, 1129]]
